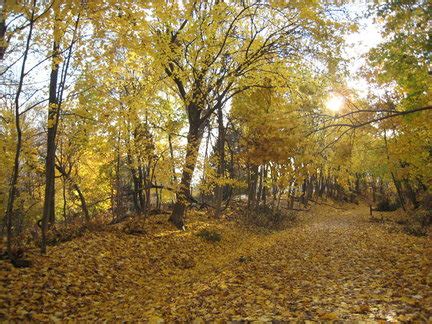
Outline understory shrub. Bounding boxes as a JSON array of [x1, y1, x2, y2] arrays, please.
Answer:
[[403, 222, 427, 237], [46, 224, 88, 245], [376, 198, 399, 212], [196, 229, 222, 242], [245, 205, 297, 229], [402, 209, 432, 237], [413, 209, 432, 227], [123, 220, 147, 236]]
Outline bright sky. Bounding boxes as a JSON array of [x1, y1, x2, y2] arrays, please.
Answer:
[[343, 3, 383, 98]]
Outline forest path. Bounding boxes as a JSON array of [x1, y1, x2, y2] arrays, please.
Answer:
[[2, 204, 431, 321], [161, 205, 431, 321]]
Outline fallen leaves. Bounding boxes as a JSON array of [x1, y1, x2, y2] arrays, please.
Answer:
[[1, 204, 431, 321], [319, 312, 339, 320]]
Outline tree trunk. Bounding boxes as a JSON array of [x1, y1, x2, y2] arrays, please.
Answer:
[[115, 135, 123, 216], [0, 5, 6, 60], [403, 179, 418, 209], [4, 2, 35, 259], [200, 124, 211, 203], [55, 164, 89, 223], [257, 165, 263, 207], [62, 174, 67, 221], [169, 122, 203, 229], [42, 37, 60, 251], [215, 103, 225, 217], [247, 164, 258, 208], [168, 133, 177, 184], [73, 183, 89, 223], [41, 11, 79, 253], [137, 164, 146, 213], [371, 177, 376, 203], [383, 131, 406, 211], [262, 164, 268, 207], [355, 173, 361, 194], [127, 152, 141, 213]]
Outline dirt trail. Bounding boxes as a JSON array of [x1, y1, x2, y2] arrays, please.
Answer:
[[2, 204, 431, 321]]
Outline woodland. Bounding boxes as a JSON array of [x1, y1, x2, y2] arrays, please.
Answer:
[[0, 0, 431, 321]]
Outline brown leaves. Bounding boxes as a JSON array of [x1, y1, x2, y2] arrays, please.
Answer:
[[1, 205, 431, 321]]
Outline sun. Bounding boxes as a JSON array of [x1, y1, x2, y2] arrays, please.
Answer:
[[325, 93, 345, 113]]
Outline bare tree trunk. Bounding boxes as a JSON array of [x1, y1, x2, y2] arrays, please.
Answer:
[[55, 164, 89, 223], [0, 2, 6, 60], [371, 176, 376, 203], [155, 182, 161, 210], [403, 179, 418, 209], [126, 122, 141, 214], [169, 122, 203, 229], [62, 175, 67, 220], [41, 12, 80, 253], [137, 163, 146, 212], [60, 139, 67, 221], [168, 133, 177, 184], [318, 171, 325, 197], [215, 103, 225, 217], [248, 164, 258, 208], [115, 135, 122, 216], [73, 183, 89, 222], [4, 1, 35, 259], [126, 148, 141, 214], [200, 124, 210, 203], [262, 164, 268, 207], [257, 165, 263, 207], [289, 185, 295, 209], [42, 34, 60, 245], [383, 131, 406, 211]]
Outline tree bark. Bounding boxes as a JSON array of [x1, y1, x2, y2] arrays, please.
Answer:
[[41, 10, 80, 253], [403, 179, 418, 209], [383, 131, 406, 211], [137, 164, 146, 212], [55, 164, 89, 223], [215, 103, 225, 217], [73, 183, 89, 222], [371, 177, 376, 203], [262, 164, 268, 206], [0, 4, 6, 60], [41, 36, 60, 248], [4, 1, 35, 259], [169, 120, 204, 229], [248, 164, 258, 208]]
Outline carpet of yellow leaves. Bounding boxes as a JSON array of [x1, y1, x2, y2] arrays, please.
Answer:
[[1, 204, 431, 321]]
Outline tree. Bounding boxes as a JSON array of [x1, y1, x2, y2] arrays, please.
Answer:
[[149, 0, 345, 228], [41, 1, 82, 254], [3, 0, 36, 259]]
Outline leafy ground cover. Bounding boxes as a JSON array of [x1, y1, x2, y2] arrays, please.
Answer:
[[1, 204, 431, 321]]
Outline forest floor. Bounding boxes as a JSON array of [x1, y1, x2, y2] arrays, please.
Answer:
[[1, 203, 431, 321]]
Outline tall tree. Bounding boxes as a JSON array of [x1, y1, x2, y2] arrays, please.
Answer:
[[3, 0, 36, 259], [150, 0, 344, 228], [41, 2, 81, 254]]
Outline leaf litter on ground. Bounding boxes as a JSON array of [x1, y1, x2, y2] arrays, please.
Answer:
[[1, 204, 431, 321]]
